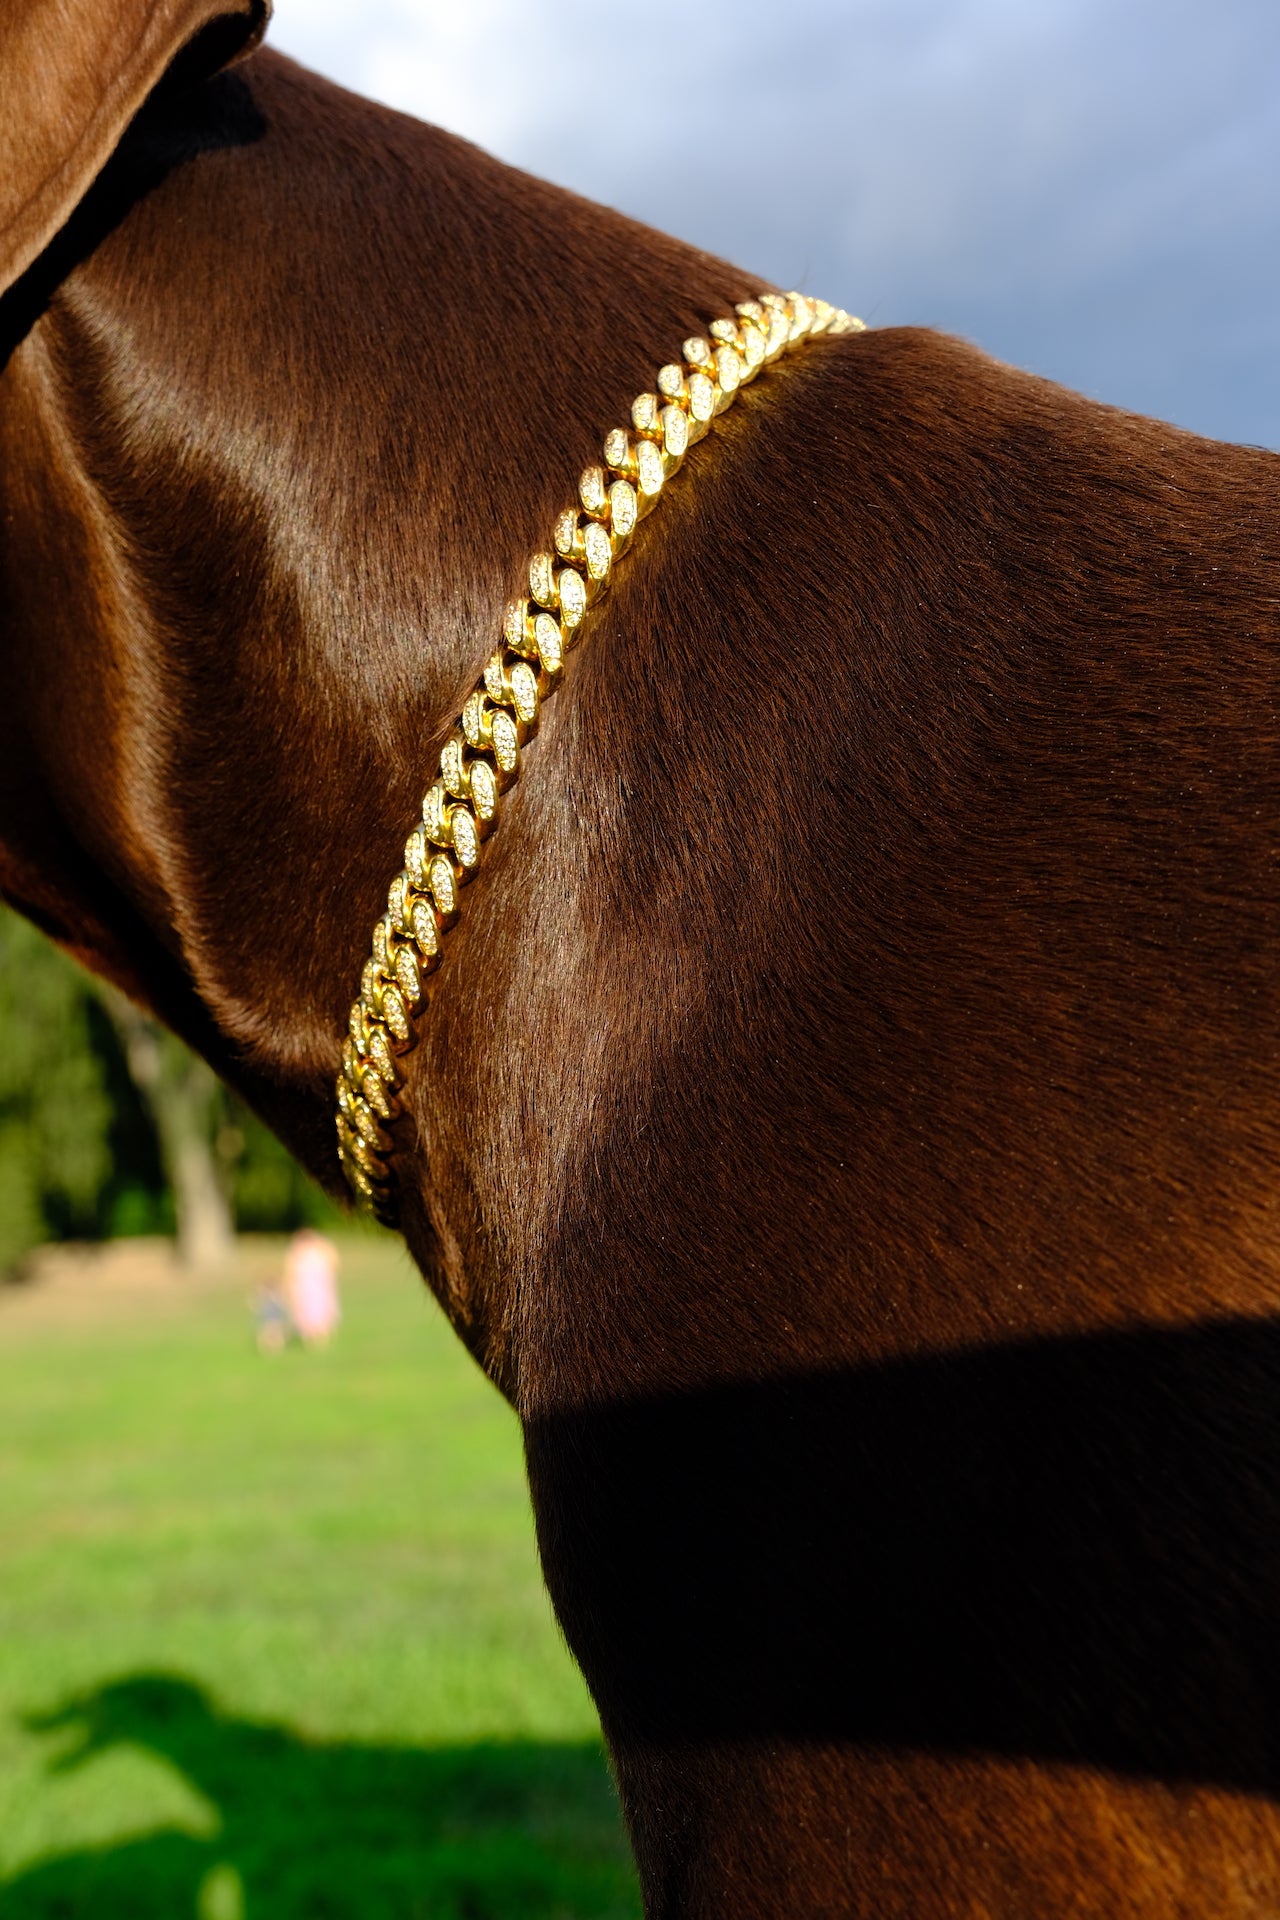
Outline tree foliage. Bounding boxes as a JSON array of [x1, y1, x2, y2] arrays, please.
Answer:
[[0, 905, 338, 1271]]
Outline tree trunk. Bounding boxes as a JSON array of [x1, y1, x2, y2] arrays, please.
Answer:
[[99, 993, 236, 1271]]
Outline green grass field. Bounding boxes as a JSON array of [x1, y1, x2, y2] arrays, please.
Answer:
[[0, 1235, 641, 1919]]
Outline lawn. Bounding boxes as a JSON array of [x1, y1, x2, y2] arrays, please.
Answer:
[[0, 1234, 641, 1919]]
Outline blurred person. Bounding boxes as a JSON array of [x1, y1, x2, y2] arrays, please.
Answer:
[[252, 1278, 292, 1354], [282, 1229, 341, 1348]]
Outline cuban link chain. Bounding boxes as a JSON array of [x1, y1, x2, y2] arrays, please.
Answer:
[[336, 290, 864, 1221]]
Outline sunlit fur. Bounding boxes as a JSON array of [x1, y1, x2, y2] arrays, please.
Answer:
[[3, 24, 1280, 1916]]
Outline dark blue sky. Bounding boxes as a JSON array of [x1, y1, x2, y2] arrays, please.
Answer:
[[272, 0, 1280, 449]]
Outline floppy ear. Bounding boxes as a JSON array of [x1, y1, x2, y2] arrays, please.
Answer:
[[0, 0, 269, 297]]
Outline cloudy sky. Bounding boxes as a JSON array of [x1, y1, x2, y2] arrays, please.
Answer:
[[269, 0, 1279, 450]]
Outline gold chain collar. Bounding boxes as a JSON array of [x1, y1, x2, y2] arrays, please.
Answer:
[[335, 290, 864, 1222]]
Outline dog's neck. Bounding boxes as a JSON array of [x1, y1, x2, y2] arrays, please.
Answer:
[[0, 48, 761, 1346]]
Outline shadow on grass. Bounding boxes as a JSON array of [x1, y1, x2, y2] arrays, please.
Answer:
[[2, 1674, 640, 1919]]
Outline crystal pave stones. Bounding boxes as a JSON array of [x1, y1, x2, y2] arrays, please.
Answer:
[[335, 290, 864, 1220], [557, 566, 588, 628], [582, 522, 613, 589]]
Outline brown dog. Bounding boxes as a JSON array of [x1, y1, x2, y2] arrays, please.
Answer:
[[4, 4, 1280, 1912]]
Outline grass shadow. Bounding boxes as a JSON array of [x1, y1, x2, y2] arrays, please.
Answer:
[[2, 1673, 640, 1919]]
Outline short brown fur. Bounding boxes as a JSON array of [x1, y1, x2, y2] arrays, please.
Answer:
[[3, 20, 1280, 1915]]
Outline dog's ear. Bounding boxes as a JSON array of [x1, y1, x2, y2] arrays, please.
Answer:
[[0, 0, 270, 296]]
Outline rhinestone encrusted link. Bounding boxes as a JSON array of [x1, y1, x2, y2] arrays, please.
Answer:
[[634, 438, 665, 509], [404, 826, 429, 890], [557, 567, 587, 629], [533, 611, 564, 674], [609, 480, 638, 541], [583, 521, 612, 584], [468, 757, 499, 825], [380, 984, 412, 1047], [657, 362, 687, 403], [660, 405, 690, 464], [554, 506, 582, 558], [449, 804, 481, 871], [428, 853, 460, 921], [461, 690, 494, 750], [529, 552, 557, 608], [394, 943, 425, 1012], [490, 709, 520, 777], [362, 1068, 396, 1121], [504, 598, 532, 653], [440, 734, 469, 799], [410, 894, 441, 961], [422, 783, 451, 845], [366, 1024, 399, 1088], [686, 372, 716, 435], [336, 289, 863, 1214], [712, 345, 742, 406], [386, 872, 411, 933], [508, 660, 541, 726], [579, 465, 609, 516], [631, 392, 662, 437], [371, 917, 394, 973], [602, 427, 634, 477]]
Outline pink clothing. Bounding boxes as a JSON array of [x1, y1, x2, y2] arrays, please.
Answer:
[[284, 1232, 341, 1342]]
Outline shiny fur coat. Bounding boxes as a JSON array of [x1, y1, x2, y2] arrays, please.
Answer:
[[3, 4, 1280, 1911]]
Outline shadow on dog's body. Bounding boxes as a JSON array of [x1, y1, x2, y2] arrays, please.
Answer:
[[3, 7, 1280, 1912]]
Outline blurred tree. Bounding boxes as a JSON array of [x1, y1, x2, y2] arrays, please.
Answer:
[[96, 992, 235, 1272], [0, 904, 339, 1273], [0, 912, 113, 1272]]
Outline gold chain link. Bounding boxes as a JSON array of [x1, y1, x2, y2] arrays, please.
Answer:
[[335, 290, 864, 1221]]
